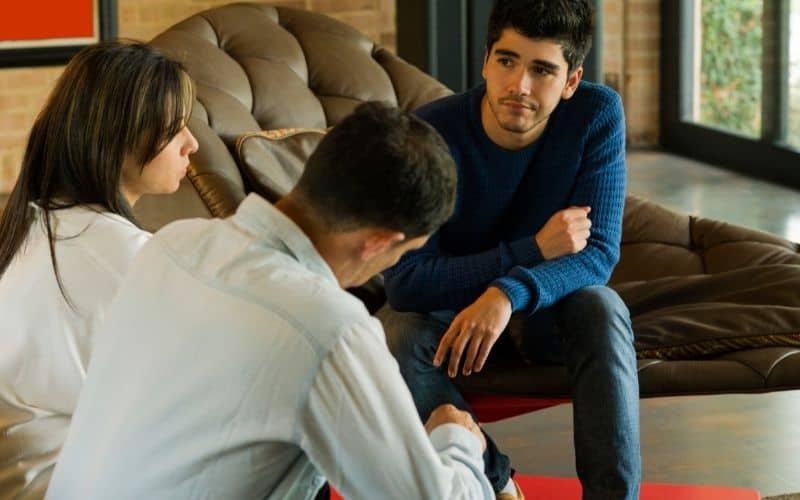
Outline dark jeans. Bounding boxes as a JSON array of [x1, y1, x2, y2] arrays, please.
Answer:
[[378, 285, 641, 500]]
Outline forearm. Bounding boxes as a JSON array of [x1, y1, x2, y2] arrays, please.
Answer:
[[384, 237, 543, 312], [494, 237, 620, 312], [495, 173, 625, 313]]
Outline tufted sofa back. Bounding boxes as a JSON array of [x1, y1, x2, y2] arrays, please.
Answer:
[[134, 3, 451, 229]]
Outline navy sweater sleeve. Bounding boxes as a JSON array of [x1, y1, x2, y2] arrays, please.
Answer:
[[493, 90, 626, 313], [383, 231, 543, 313]]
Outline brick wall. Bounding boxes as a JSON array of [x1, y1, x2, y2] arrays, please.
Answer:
[[0, 0, 396, 194], [0, 0, 661, 194]]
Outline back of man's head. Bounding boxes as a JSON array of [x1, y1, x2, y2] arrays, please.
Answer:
[[486, 0, 594, 72], [294, 102, 457, 239]]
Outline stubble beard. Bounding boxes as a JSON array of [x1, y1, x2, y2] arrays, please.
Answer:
[[491, 97, 548, 135]]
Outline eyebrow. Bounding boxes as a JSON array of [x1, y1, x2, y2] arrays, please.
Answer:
[[493, 48, 561, 72]]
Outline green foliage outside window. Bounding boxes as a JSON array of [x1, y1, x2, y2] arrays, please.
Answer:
[[700, 0, 763, 137]]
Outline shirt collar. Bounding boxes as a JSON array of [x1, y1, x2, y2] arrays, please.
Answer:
[[232, 194, 338, 285]]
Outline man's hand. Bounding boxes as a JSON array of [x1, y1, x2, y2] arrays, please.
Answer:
[[434, 287, 512, 377], [535, 206, 592, 260], [425, 404, 487, 451]]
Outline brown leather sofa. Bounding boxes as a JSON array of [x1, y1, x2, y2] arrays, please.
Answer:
[[2, 4, 799, 498]]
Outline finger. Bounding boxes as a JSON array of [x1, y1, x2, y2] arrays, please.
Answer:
[[434, 321, 459, 367], [461, 335, 483, 376], [567, 220, 591, 235], [474, 334, 499, 372], [565, 207, 590, 221], [448, 327, 471, 377], [574, 217, 592, 230]]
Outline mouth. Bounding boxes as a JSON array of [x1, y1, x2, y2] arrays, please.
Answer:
[[500, 99, 535, 112]]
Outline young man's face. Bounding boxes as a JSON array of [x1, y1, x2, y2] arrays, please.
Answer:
[[481, 28, 582, 149]]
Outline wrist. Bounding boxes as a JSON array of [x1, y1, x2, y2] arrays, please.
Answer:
[[491, 277, 533, 312], [487, 286, 512, 309], [534, 233, 554, 260]]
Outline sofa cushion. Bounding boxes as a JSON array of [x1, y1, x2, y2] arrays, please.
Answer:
[[235, 128, 327, 202], [613, 264, 800, 359], [612, 195, 800, 283]]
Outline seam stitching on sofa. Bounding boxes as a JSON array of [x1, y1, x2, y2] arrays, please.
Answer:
[[636, 332, 800, 360], [197, 12, 221, 49], [186, 171, 240, 218], [688, 216, 709, 274]]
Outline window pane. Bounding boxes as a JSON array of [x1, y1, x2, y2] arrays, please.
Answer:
[[789, 0, 800, 148], [693, 0, 763, 138]]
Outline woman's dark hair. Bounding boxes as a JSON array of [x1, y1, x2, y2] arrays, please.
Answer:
[[296, 102, 457, 239], [486, 0, 594, 72], [0, 41, 193, 293]]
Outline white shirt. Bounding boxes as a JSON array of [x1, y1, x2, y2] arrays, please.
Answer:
[[46, 194, 493, 500], [0, 204, 149, 415]]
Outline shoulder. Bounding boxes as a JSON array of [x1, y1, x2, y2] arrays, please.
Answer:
[[415, 90, 472, 130], [572, 81, 622, 109], [563, 81, 624, 124], [545, 82, 624, 146], [57, 207, 150, 277], [154, 216, 376, 353], [271, 273, 376, 351]]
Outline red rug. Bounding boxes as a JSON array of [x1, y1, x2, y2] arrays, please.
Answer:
[[331, 474, 761, 499], [464, 393, 569, 423]]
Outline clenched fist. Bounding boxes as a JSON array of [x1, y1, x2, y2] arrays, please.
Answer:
[[425, 404, 487, 451], [535, 206, 592, 260]]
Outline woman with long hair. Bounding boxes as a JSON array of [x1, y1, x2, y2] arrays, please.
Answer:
[[0, 41, 198, 415]]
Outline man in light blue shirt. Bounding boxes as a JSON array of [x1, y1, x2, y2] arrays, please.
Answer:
[[46, 103, 494, 500]]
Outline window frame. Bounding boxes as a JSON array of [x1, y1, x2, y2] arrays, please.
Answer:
[[661, 0, 800, 189]]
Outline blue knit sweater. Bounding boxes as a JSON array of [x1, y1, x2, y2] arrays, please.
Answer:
[[384, 81, 627, 314]]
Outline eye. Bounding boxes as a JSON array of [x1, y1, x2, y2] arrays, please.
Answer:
[[532, 66, 552, 76], [497, 57, 514, 68]]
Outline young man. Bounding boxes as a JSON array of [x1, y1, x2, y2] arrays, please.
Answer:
[[46, 103, 495, 500], [379, 1, 641, 499]]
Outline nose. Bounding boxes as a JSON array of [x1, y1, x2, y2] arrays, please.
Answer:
[[511, 68, 532, 95], [183, 127, 199, 155]]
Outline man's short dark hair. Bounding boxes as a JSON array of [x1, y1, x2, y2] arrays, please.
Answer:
[[295, 102, 457, 239], [486, 0, 594, 73]]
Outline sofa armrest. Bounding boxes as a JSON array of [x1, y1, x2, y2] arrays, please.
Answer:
[[611, 194, 800, 284]]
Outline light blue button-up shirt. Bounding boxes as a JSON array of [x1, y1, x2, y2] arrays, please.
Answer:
[[47, 194, 493, 500]]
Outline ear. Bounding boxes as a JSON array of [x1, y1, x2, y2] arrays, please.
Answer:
[[561, 66, 583, 100], [360, 230, 405, 261], [481, 49, 489, 81]]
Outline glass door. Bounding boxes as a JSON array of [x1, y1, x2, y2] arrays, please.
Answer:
[[789, 0, 800, 147], [662, 0, 800, 189]]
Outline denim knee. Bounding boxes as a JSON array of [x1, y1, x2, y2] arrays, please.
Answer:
[[376, 305, 446, 363], [558, 285, 634, 351]]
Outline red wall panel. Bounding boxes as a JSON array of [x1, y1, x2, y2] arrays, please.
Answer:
[[1, 0, 95, 42]]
